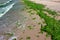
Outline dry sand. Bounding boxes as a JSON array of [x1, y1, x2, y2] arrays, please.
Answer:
[[30, 0, 60, 12]]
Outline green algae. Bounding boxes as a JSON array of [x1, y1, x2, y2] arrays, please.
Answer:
[[23, 0, 60, 40], [27, 25, 34, 30], [26, 36, 31, 40]]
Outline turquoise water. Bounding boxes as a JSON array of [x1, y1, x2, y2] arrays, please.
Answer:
[[0, 0, 20, 17], [0, 0, 25, 27]]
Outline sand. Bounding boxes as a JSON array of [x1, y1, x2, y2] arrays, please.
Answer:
[[0, 0, 60, 40], [30, 0, 60, 12]]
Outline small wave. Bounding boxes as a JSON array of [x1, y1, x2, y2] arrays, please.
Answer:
[[0, 3, 15, 17], [0, 0, 13, 7]]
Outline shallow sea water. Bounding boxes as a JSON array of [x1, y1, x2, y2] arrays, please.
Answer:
[[0, 0, 26, 34]]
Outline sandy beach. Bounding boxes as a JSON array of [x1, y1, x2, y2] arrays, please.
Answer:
[[0, 0, 60, 40]]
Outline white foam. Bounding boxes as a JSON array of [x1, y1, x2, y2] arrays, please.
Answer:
[[8, 36, 17, 40], [0, 3, 15, 17]]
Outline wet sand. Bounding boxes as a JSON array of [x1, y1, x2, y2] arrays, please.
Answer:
[[10, 10, 51, 40], [0, 8, 51, 40]]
